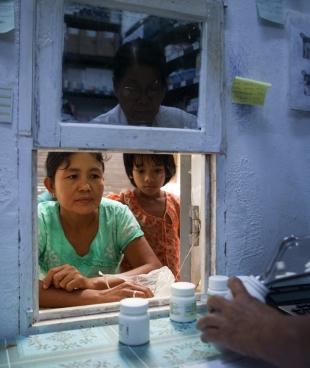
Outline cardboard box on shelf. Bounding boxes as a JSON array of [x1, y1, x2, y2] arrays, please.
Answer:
[[96, 31, 120, 57], [79, 29, 97, 56], [64, 27, 80, 54]]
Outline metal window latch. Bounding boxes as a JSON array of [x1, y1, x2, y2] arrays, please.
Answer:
[[189, 205, 201, 247]]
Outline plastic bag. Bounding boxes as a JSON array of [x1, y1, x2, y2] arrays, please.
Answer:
[[117, 266, 175, 297]]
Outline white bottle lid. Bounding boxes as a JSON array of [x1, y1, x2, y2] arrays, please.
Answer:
[[236, 275, 268, 302], [208, 275, 229, 291], [120, 298, 149, 315], [171, 282, 195, 297]]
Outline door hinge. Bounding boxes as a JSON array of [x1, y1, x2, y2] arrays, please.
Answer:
[[26, 308, 34, 326]]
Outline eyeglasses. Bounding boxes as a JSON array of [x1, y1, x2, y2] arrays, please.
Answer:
[[122, 80, 163, 99]]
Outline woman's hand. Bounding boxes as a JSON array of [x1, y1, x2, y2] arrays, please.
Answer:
[[39, 279, 154, 307], [42, 264, 93, 292], [92, 281, 154, 303]]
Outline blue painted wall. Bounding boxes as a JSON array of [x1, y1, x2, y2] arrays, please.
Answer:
[[217, 0, 310, 276], [0, 29, 19, 338], [1, 0, 310, 339]]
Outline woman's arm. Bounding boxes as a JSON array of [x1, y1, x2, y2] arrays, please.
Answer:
[[39, 280, 153, 308], [41, 235, 161, 293], [88, 236, 162, 290], [121, 236, 162, 275], [91, 236, 162, 289]]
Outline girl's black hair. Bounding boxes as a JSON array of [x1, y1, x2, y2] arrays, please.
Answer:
[[123, 153, 176, 187], [113, 38, 168, 89], [45, 152, 105, 180]]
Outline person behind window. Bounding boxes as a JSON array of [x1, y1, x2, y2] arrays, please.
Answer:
[[197, 277, 310, 368], [90, 38, 196, 129], [107, 153, 180, 279], [38, 151, 162, 308]]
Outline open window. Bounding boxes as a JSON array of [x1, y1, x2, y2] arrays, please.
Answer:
[[18, 0, 223, 335], [33, 150, 213, 330]]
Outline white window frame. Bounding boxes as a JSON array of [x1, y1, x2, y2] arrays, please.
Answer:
[[35, 0, 224, 152], [18, 0, 223, 335]]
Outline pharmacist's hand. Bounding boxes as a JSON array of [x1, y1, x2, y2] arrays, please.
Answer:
[[42, 264, 93, 292], [97, 281, 154, 303], [197, 277, 282, 359]]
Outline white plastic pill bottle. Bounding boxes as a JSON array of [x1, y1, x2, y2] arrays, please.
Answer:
[[207, 275, 229, 299], [170, 282, 196, 322], [118, 298, 149, 346], [235, 275, 268, 303]]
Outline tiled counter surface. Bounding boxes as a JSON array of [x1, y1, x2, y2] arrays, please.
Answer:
[[0, 312, 274, 368]]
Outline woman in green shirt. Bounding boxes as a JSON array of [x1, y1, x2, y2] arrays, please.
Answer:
[[38, 151, 161, 308]]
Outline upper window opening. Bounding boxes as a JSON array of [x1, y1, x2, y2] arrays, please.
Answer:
[[62, 2, 201, 129]]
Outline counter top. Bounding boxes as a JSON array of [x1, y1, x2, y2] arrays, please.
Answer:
[[0, 312, 273, 368]]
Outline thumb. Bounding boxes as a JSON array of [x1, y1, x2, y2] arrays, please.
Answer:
[[227, 276, 248, 298]]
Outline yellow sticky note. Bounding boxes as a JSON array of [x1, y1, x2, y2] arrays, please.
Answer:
[[231, 76, 272, 106]]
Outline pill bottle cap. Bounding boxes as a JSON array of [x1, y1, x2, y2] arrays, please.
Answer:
[[120, 298, 149, 315], [237, 275, 268, 302], [171, 282, 195, 297], [208, 275, 229, 291]]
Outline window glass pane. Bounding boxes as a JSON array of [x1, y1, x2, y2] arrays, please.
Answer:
[[62, 2, 201, 129]]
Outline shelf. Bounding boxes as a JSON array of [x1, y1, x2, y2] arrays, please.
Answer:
[[63, 90, 116, 100], [158, 22, 201, 46], [166, 41, 200, 62], [123, 15, 200, 46], [64, 14, 121, 33], [63, 53, 114, 69], [164, 78, 199, 106], [166, 43, 200, 74], [168, 76, 199, 91]]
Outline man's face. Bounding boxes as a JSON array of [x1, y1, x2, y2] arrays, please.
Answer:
[[115, 64, 165, 125]]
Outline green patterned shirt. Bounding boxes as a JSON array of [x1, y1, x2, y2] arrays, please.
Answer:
[[38, 198, 144, 279]]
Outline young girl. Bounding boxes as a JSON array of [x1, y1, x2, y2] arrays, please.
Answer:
[[38, 151, 161, 308], [108, 153, 180, 279]]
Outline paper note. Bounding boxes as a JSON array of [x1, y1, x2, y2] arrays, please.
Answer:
[[256, 0, 285, 25], [231, 77, 271, 106], [0, 0, 14, 33], [0, 86, 13, 123]]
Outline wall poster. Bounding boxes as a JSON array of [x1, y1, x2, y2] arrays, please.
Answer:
[[289, 13, 310, 112]]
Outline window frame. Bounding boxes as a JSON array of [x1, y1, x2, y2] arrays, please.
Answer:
[[18, 0, 223, 336], [34, 0, 224, 152]]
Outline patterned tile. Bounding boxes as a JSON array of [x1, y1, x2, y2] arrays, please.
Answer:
[[1, 317, 263, 368], [110, 316, 200, 343], [8, 344, 144, 368], [131, 334, 220, 367], [150, 317, 199, 339], [7, 325, 117, 364]]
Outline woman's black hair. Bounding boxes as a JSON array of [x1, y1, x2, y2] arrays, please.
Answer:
[[46, 152, 105, 180], [123, 153, 176, 187], [113, 38, 168, 89]]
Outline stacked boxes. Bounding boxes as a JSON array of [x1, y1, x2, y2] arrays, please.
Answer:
[[96, 31, 120, 57], [79, 30, 97, 55], [64, 27, 79, 53], [64, 26, 120, 57]]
